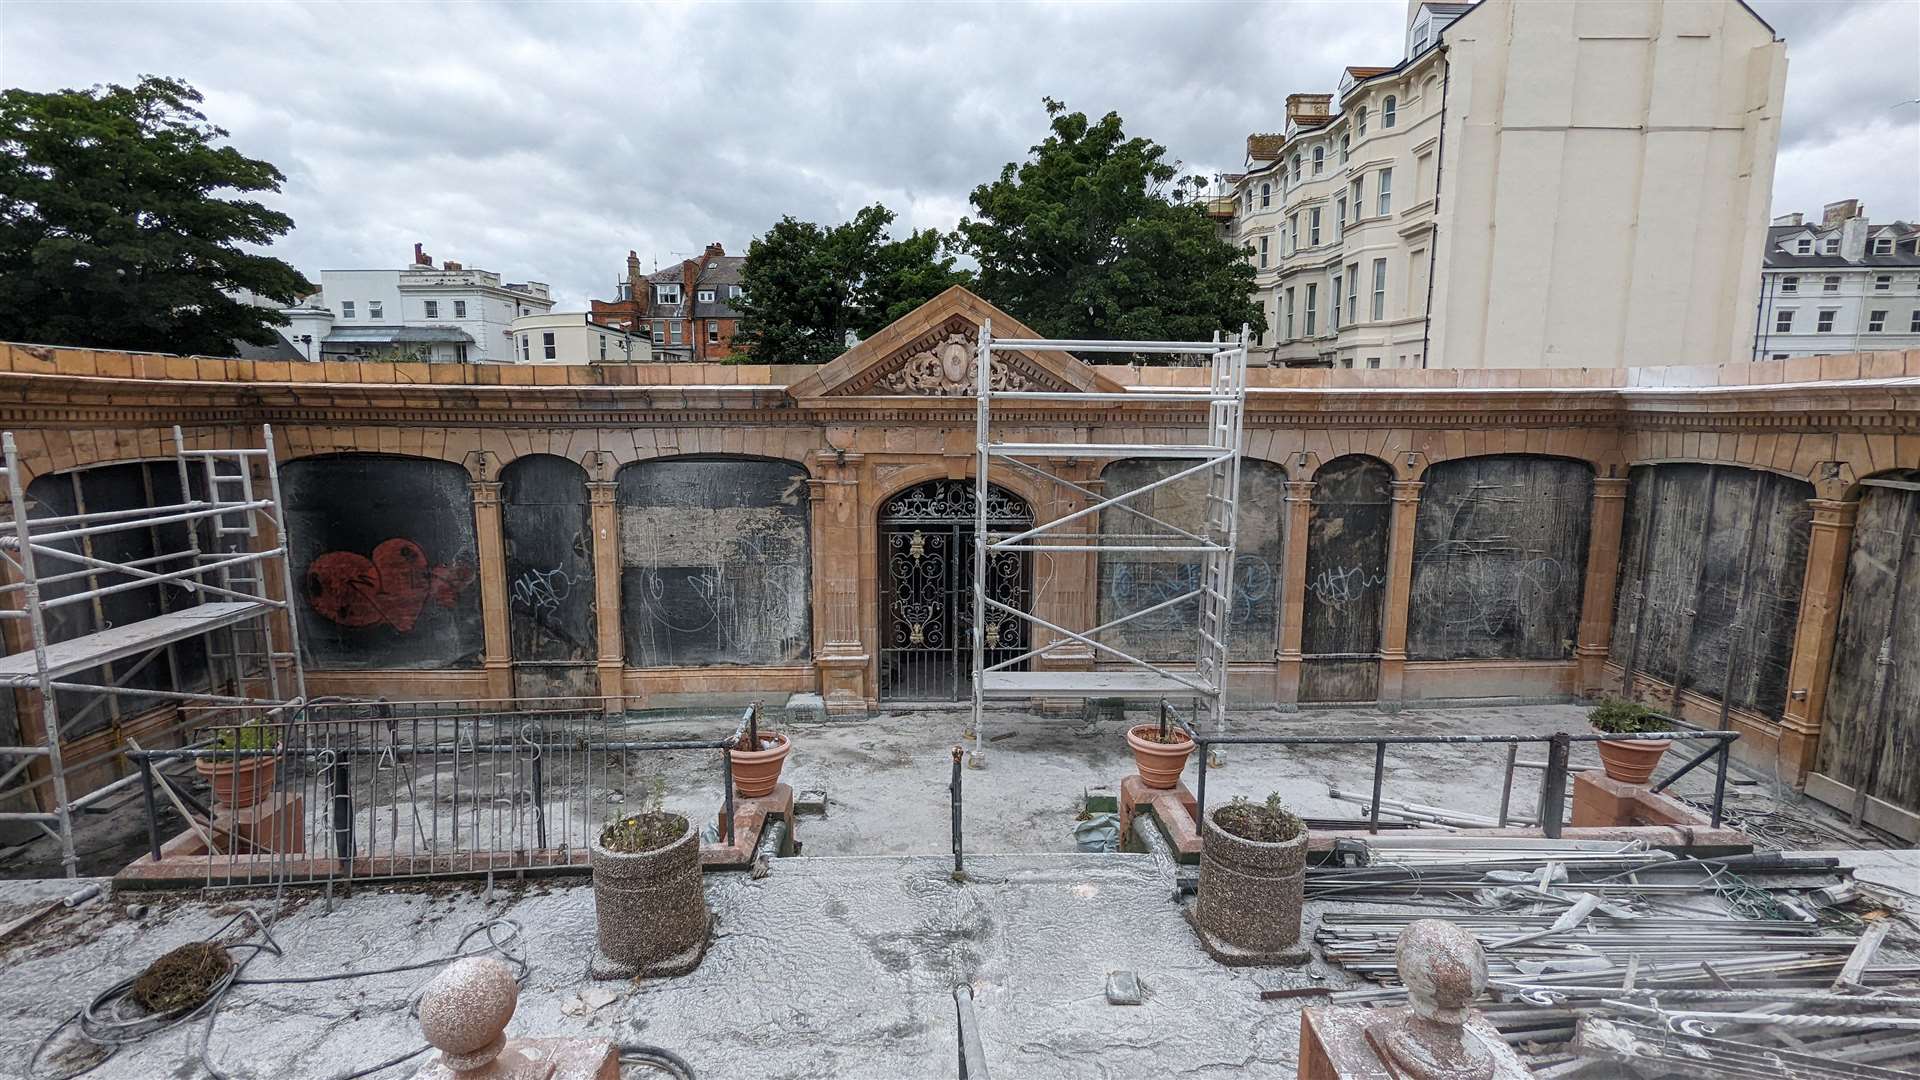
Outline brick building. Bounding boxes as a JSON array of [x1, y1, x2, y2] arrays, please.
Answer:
[[590, 243, 745, 361]]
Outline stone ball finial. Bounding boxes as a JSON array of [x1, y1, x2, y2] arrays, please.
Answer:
[[419, 956, 519, 1072], [1395, 919, 1487, 1025]]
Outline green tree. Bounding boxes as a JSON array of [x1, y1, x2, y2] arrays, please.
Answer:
[[0, 76, 311, 355], [733, 203, 972, 364], [953, 99, 1264, 353]]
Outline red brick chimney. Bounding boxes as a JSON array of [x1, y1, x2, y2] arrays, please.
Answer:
[[704, 242, 726, 260], [412, 242, 433, 268]]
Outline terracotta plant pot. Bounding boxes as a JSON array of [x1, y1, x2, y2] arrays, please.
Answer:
[[589, 816, 709, 980], [730, 731, 791, 798], [1125, 724, 1194, 790], [195, 750, 281, 810], [1594, 735, 1670, 785], [1192, 806, 1309, 965]]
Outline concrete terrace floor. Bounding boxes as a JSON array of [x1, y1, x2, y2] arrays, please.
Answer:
[[0, 703, 1895, 1079]]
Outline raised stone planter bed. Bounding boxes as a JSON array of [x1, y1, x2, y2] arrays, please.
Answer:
[[588, 812, 710, 980], [1189, 801, 1310, 966]]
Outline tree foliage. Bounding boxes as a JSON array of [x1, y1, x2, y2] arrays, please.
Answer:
[[953, 99, 1264, 352], [0, 76, 311, 355], [733, 204, 972, 364]]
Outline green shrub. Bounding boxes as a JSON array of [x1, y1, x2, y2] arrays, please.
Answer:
[[1587, 698, 1666, 735], [206, 722, 276, 753]]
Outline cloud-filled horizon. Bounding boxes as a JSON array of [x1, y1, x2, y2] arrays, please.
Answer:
[[3, 0, 1916, 311]]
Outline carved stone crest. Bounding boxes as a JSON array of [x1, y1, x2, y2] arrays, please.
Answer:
[[876, 331, 1035, 396]]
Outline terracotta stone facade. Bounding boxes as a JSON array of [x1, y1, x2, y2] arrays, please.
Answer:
[[2, 287, 1917, 799]]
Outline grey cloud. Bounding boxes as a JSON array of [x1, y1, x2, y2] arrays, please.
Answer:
[[2, 0, 1913, 311]]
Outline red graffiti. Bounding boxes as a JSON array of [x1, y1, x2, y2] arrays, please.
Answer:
[[305, 538, 476, 632]]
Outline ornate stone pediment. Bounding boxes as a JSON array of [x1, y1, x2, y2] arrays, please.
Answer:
[[784, 286, 1124, 400]]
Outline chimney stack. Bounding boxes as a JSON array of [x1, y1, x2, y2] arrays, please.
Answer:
[[412, 242, 433, 268], [1771, 212, 1804, 226], [704, 242, 726, 260], [1821, 200, 1863, 229], [1285, 94, 1333, 127]]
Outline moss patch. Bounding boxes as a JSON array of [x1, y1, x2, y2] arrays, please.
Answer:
[[130, 940, 231, 1014], [600, 811, 688, 854]]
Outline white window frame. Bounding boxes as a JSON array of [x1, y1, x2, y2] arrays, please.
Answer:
[[697, 289, 715, 303], [1874, 237, 1894, 256], [1780, 276, 1798, 293], [707, 320, 720, 344], [1336, 197, 1347, 238], [1822, 237, 1839, 255], [1371, 258, 1387, 321], [1349, 178, 1363, 220], [1345, 261, 1359, 324], [1309, 207, 1321, 247], [423, 300, 439, 319], [1305, 283, 1318, 336], [1366, 356, 1381, 369], [656, 284, 682, 305], [1817, 309, 1837, 333], [340, 301, 355, 319], [599, 335, 608, 362], [1312, 145, 1325, 175], [1331, 274, 1343, 332], [1868, 310, 1887, 332], [729, 285, 743, 299], [520, 335, 530, 362], [1796, 238, 1811, 254], [1823, 275, 1841, 293], [542, 331, 556, 360], [1382, 95, 1397, 128], [1340, 134, 1350, 163], [1775, 310, 1795, 333], [1911, 310, 1920, 333], [1260, 182, 1271, 208], [454, 300, 467, 318], [1285, 288, 1295, 339], [1258, 235, 1270, 268], [1874, 275, 1892, 291], [1377, 167, 1393, 217], [1356, 107, 1367, 136], [368, 301, 384, 320]]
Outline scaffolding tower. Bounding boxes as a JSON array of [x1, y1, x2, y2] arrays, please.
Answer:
[[0, 425, 306, 876], [969, 322, 1249, 765]]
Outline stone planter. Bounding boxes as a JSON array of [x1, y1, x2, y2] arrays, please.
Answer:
[[1594, 735, 1670, 785], [1124, 724, 1194, 790], [195, 751, 280, 810], [588, 816, 710, 980], [1189, 806, 1309, 966]]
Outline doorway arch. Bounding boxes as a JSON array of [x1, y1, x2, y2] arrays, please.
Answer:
[[877, 479, 1032, 701]]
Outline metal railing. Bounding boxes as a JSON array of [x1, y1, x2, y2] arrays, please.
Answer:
[[126, 699, 757, 886], [1161, 701, 1741, 839]]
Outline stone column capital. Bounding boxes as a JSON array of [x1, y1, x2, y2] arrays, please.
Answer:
[[1592, 476, 1630, 498], [469, 479, 502, 508], [1390, 480, 1425, 502], [1807, 498, 1860, 528]]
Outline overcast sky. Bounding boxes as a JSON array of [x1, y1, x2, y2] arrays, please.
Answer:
[[4, 0, 1917, 310]]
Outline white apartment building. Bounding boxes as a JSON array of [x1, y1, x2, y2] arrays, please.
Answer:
[[510, 312, 651, 365], [1753, 200, 1920, 361], [1229, 0, 1786, 369], [281, 244, 553, 363]]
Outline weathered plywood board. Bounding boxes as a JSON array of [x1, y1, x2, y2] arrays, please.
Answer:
[[1095, 458, 1285, 664], [283, 455, 485, 670], [1407, 455, 1593, 661], [501, 454, 595, 666], [1301, 455, 1392, 703], [617, 458, 811, 668]]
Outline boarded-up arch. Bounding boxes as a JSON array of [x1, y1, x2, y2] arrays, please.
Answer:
[[617, 457, 811, 667], [1302, 455, 1394, 702], [501, 454, 596, 698], [282, 454, 484, 670], [1408, 455, 1594, 660]]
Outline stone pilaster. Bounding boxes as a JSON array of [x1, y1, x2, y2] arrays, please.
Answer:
[[1376, 481, 1424, 702], [1275, 480, 1315, 704], [1777, 498, 1859, 785], [809, 452, 869, 715], [1026, 459, 1097, 716], [1574, 476, 1630, 696], [587, 480, 624, 713], [469, 480, 513, 701]]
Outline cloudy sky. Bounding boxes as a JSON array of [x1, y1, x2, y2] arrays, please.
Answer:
[[4, 0, 1917, 309]]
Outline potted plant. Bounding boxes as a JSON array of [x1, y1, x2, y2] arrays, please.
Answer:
[[1192, 793, 1310, 966], [1588, 698, 1672, 785], [731, 721, 792, 799], [1125, 722, 1195, 789], [194, 722, 281, 809], [588, 806, 710, 980]]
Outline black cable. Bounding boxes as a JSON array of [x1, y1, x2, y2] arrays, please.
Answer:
[[620, 1042, 698, 1079]]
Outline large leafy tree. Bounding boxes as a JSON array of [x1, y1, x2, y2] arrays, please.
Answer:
[[733, 204, 972, 364], [0, 76, 310, 355], [953, 99, 1264, 350]]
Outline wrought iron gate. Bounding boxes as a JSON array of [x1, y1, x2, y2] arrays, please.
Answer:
[[879, 480, 1031, 700]]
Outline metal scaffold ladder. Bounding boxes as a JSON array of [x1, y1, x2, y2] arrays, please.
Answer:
[[0, 424, 307, 876], [968, 322, 1249, 765]]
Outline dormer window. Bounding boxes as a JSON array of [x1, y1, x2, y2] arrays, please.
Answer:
[[698, 289, 715, 303], [729, 285, 743, 299], [1383, 96, 1398, 129], [1796, 238, 1811, 254], [1874, 236, 1894, 256], [1822, 237, 1839, 255], [656, 284, 681, 305]]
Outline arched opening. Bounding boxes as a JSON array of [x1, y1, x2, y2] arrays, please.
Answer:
[[877, 479, 1032, 701], [1302, 455, 1393, 703], [501, 455, 595, 699]]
